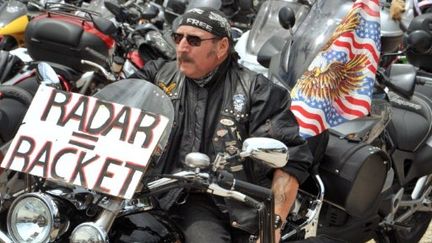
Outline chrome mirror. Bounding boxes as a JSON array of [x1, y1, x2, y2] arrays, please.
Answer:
[[241, 137, 288, 168], [37, 62, 61, 89], [184, 152, 210, 169]]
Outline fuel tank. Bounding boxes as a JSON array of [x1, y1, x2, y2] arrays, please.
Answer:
[[110, 210, 184, 242]]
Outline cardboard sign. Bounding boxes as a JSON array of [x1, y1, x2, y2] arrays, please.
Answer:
[[1, 85, 169, 199]]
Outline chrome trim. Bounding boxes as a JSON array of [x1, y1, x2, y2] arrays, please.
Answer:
[[146, 171, 209, 190], [281, 174, 325, 240], [412, 175, 428, 200], [7, 192, 67, 242], [70, 222, 108, 243]]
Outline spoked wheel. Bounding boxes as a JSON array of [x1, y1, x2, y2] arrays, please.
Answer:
[[375, 212, 432, 243]]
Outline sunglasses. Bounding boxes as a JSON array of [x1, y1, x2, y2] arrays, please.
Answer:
[[171, 32, 220, 47]]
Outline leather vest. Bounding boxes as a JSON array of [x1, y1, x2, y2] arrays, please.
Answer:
[[155, 62, 262, 233]]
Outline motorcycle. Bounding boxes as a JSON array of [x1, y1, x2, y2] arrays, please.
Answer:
[[0, 72, 288, 242], [276, 8, 432, 243], [1, 0, 175, 95], [102, 0, 176, 76], [235, 0, 415, 85], [0, 0, 29, 50]]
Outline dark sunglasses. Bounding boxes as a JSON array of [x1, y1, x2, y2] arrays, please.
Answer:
[[171, 32, 220, 47]]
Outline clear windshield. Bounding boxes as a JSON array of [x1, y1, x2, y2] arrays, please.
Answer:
[[94, 79, 174, 160], [0, 0, 27, 28], [246, 0, 312, 56], [279, 0, 353, 87]]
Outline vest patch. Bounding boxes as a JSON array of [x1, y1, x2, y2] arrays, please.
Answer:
[[233, 94, 246, 113]]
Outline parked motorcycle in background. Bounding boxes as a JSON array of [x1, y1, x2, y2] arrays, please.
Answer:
[[0, 0, 29, 50], [1, 0, 175, 95]]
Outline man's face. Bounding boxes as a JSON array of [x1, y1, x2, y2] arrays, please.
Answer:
[[174, 25, 224, 79]]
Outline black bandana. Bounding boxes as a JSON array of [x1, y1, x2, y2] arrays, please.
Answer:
[[177, 7, 231, 39]]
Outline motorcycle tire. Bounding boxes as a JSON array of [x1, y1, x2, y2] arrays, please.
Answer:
[[375, 212, 432, 243]]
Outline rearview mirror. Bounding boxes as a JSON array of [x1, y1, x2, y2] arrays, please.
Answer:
[[406, 30, 432, 54], [184, 152, 210, 169], [36, 62, 61, 88], [278, 6, 296, 30], [241, 137, 288, 168]]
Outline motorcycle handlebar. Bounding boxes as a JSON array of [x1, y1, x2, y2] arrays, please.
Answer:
[[207, 183, 263, 210], [217, 171, 272, 201], [146, 170, 267, 209]]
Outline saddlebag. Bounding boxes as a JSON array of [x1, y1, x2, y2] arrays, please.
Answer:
[[24, 13, 114, 72], [320, 133, 389, 217]]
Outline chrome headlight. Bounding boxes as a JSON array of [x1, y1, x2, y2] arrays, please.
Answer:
[[7, 192, 67, 242], [70, 222, 107, 243]]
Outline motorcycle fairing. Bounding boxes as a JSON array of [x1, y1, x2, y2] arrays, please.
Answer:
[[0, 15, 28, 36], [0, 0, 27, 29], [274, 0, 354, 88], [245, 0, 311, 56]]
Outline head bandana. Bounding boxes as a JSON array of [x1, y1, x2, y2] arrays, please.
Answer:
[[177, 7, 231, 39]]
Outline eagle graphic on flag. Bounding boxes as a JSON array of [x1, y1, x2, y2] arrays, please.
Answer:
[[290, 0, 381, 138]]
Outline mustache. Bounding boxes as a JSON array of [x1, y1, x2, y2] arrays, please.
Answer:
[[178, 54, 194, 63]]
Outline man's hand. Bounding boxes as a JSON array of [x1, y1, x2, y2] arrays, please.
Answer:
[[272, 169, 299, 242]]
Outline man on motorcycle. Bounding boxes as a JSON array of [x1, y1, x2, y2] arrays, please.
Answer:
[[132, 7, 312, 242]]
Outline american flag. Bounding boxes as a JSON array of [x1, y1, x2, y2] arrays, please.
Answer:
[[290, 0, 381, 138]]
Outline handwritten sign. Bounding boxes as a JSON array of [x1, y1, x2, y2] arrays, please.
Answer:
[[1, 85, 169, 199]]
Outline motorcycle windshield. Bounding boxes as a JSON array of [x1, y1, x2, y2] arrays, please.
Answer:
[[246, 0, 311, 56], [94, 79, 174, 164], [0, 0, 27, 28], [278, 0, 354, 87]]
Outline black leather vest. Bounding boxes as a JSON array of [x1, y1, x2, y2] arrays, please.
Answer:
[[155, 62, 261, 233]]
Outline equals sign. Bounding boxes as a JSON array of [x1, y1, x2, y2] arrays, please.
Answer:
[[69, 132, 98, 150]]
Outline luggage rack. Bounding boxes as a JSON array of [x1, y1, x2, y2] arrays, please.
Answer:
[[27, 1, 102, 19]]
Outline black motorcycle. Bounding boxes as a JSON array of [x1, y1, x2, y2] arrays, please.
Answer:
[[278, 9, 432, 243], [0, 76, 289, 243]]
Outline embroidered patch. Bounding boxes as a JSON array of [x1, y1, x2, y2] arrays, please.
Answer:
[[220, 118, 235, 126], [225, 141, 237, 146], [226, 145, 238, 155], [158, 82, 176, 96], [225, 141, 239, 155], [216, 129, 228, 137], [233, 94, 246, 113]]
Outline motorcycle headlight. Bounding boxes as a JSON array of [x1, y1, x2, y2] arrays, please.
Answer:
[[70, 222, 107, 243], [7, 192, 67, 243]]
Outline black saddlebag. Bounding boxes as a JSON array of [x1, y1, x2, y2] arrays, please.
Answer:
[[24, 13, 113, 72], [320, 133, 389, 217]]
